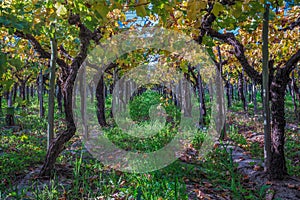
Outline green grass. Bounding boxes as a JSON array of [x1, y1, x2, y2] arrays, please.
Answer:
[[0, 120, 47, 192], [103, 123, 178, 152]]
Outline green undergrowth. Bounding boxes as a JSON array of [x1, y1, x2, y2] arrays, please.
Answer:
[[0, 90, 299, 199], [1, 141, 266, 200], [0, 117, 47, 192]]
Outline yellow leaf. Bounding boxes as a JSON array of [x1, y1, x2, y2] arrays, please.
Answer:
[[33, 18, 41, 25], [187, 0, 207, 20], [47, 8, 55, 15], [149, 14, 157, 21], [174, 10, 183, 18], [181, 1, 188, 10], [32, 0, 39, 5], [55, 2, 67, 16]]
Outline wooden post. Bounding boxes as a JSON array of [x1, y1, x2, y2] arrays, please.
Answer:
[[47, 28, 57, 150], [262, 3, 271, 172]]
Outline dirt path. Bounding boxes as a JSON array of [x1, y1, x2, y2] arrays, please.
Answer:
[[228, 145, 300, 200]]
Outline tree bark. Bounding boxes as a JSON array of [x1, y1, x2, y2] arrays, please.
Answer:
[[96, 75, 107, 127], [21, 82, 26, 101], [30, 85, 34, 98], [13, 83, 17, 102], [269, 77, 288, 179], [235, 84, 240, 101], [40, 77, 76, 176], [230, 83, 234, 102], [248, 82, 252, 103], [26, 85, 30, 102], [225, 81, 232, 108], [6, 90, 14, 126], [243, 69, 248, 111], [238, 72, 246, 111], [56, 80, 63, 113]]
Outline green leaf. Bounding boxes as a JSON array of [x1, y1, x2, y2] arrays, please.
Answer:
[[15, 23, 24, 30], [231, 2, 242, 19], [269, 10, 276, 20], [85, 16, 92, 22], [3, 79, 14, 91], [136, 6, 147, 17], [0, 16, 9, 25], [212, 2, 223, 16], [93, 2, 109, 22]]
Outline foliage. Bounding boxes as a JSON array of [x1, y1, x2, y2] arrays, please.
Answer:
[[129, 89, 180, 123]]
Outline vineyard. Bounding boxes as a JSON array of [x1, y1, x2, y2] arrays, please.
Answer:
[[0, 0, 300, 199]]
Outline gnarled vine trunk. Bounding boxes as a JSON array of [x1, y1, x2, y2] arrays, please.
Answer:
[[269, 78, 288, 179], [12, 13, 102, 177], [39, 13, 101, 176], [39, 78, 76, 176]]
